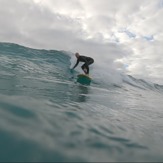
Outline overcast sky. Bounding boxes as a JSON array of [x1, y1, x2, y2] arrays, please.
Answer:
[[0, 0, 163, 84]]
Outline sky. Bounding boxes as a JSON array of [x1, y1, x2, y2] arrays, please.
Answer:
[[0, 0, 163, 84]]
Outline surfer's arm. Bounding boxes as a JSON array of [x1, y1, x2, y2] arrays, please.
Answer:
[[72, 59, 79, 69]]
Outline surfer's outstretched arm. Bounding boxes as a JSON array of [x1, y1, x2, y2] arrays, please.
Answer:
[[72, 59, 79, 69]]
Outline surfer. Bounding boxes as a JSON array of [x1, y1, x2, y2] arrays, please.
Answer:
[[72, 52, 94, 75]]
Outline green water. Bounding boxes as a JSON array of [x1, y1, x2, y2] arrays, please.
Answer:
[[0, 42, 163, 162]]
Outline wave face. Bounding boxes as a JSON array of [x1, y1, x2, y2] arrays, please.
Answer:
[[0, 42, 163, 162]]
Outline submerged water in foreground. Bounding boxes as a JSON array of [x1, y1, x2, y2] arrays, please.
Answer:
[[0, 42, 163, 162]]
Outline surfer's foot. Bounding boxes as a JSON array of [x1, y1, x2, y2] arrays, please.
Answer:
[[83, 68, 87, 74]]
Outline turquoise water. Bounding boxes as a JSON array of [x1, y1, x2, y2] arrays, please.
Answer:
[[0, 42, 163, 162]]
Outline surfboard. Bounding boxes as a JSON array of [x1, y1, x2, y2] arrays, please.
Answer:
[[77, 74, 91, 85]]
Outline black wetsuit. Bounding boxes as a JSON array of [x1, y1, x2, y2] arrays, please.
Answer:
[[73, 56, 94, 74]]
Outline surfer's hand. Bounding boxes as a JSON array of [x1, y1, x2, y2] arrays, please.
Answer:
[[70, 69, 73, 73]]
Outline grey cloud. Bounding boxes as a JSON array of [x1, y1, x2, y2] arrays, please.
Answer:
[[0, 0, 163, 83]]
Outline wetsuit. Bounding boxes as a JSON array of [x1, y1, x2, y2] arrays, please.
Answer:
[[73, 56, 94, 74]]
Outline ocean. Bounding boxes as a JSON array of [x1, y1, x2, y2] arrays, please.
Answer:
[[0, 42, 163, 162]]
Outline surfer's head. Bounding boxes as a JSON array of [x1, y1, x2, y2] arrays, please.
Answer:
[[75, 52, 80, 58]]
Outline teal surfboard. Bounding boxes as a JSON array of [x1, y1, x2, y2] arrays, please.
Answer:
[[77, 74, 91, 85]]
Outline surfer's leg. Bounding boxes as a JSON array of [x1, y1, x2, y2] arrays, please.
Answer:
[[88, 59, 94, 66], [86, 66, 89, 74], [81, 64, 88, 74], [85, 59, 94, 74], [84, 64, 89, 74]]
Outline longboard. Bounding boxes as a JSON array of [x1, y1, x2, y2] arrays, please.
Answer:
[[77, 74, 91, 85]]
